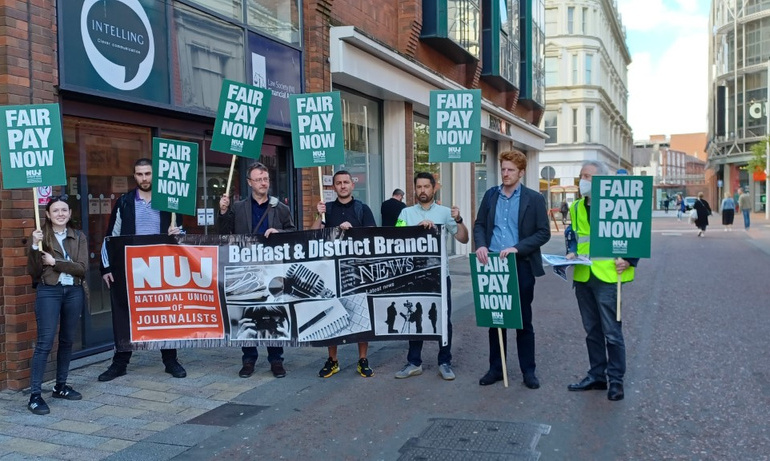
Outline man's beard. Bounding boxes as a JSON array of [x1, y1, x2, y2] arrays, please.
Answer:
[[417, 193, 433, 204], [138, 182, 152, 191]]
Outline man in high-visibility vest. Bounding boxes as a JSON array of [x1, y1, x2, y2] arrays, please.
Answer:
[[565, 160, 638, 401]]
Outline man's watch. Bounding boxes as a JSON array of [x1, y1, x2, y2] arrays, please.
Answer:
[[455, 217, 463, 224]]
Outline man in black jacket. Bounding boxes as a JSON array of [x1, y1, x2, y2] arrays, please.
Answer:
[[381, 188, 406, 226], [218, 162, 295, 378], [98, 158, 186, 382], [474, 150, 551, 389]]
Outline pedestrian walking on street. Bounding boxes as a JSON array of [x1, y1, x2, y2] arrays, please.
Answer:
[[564, 160, 638, 402], [693, 192, 712, 237], [676, 194, 685, 221], [721, 193, 735, 231], [739, 187, 752, 230], [474, 150, 550, 389], [27, 195, 88, 415]]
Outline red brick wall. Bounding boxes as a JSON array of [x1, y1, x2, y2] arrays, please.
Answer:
[[0, 0, 59, 390], [301, 0, 538, 223]]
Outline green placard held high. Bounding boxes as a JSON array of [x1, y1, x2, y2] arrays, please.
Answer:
[[211, 79, 272, 158], [151, 138, 199, 216], [470, 253, 522, 329], [429, 89, 481, 163], [0, 104, 65, 189], [589, 175, 653, 259], [290, 92, 345, 167]]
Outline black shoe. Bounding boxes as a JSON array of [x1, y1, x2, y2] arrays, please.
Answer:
[[52, 384, 82, 400], [164, 359, 187, 378], [523, 374, 540, 389], [608, 383, 624, 401], [239, 361, 256, 378], [568, 376, 608, 391], [98, 363, 127, 382], [271, 361, 286, 378], [28, 394, 50, 415], [479, 370, 504, 386]]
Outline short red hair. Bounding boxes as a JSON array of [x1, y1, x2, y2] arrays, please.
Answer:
[[499, 150, 527, 170]]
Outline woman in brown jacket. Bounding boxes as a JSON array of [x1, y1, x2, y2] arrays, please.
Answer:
[[26, 195, 88, 415]]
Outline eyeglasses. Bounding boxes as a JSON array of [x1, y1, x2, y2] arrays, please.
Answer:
[[248, 177, 270, 183], [49, 194, 69, 203]]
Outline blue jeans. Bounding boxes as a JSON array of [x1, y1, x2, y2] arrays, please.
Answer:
[[30, 284, 84, 395], [743, 209, 751, 229], [407, 277, 452, 366], [242, 346, 283, 364], [574, 274, 626, 384], [488, 259, 536, 377]]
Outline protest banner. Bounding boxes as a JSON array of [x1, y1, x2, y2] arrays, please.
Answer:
[[290, 92, 344, 167], [210, 80, 272, 195], [0, 103, 66, 189], [589, 176, 652, 259], [104, 226, 449, 351], [589, 175, 652, 320], [470, 254, 522, 329], [429, 89, 481, 163], [151, 137, 199, 219]]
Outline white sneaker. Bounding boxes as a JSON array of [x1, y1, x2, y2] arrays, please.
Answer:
[[395, 363, 423, 379], [438, 363, 455, 380]]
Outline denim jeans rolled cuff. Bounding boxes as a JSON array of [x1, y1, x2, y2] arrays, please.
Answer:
[[30, 285, 84, 395], [406, 277, 453, 366], [241, 346, 284, 364]]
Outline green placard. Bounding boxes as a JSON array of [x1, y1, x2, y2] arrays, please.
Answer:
[[429, 89, 481, 163], [211, 79, 271, 158], [589, 175, 653, 258], [289, 92, 345, 167], [0, 104, 66, 189], [470, 253, 522, 329], [151, 138, 199, 216]]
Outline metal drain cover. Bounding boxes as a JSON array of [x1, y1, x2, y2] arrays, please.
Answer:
[[185, 403, 268, 427], [398, 418, 550, 460]]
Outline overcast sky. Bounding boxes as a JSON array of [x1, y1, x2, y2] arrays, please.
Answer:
[[618, 0, 709, 141]]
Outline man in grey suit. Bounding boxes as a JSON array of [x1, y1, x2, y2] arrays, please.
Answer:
[[473, 150, 551, 389], [218, 162, 296, 378]]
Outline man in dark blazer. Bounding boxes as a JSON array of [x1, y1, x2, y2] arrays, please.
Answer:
[[473, 150, 550, 389], [218, 162, 296, 379]]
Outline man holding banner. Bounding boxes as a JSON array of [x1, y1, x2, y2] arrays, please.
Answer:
[[394, 172, 468, 381], [565, 160, 638, 401], [218, 162, 295, 378], [98, 159, 186, 382], [311, 170, 377, 378], [473, 150, 550, 389]]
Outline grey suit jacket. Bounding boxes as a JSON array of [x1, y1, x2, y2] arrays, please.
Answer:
[[217, 196, 296, 235], [473, 184, 551, 277]]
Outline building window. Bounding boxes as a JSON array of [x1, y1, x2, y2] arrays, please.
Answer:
[[187, 0, 243, 20], [585, 54, 592, 84], [544, 111, 557, 144], [585, 108, 593, 142], [571, 54, 578, 84], [339, 90, 383, 214], [572, 108, 578, 142], [545, 56, 558, 86], [422, 0, 480, 60], [248, 0, 302, 46], [498, 0, 520, 84], [567, 6, 574, 34], [172, 2, 245, 112], [582, 7, 588, 34], [448, 0, 481, 58]]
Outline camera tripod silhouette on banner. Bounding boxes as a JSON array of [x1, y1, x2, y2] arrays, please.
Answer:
[[399, 300, 423, 334]]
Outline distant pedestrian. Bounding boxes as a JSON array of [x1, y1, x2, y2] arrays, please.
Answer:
[[381, 188, 406, 226], [560, 201, 569, 224], [738, 188, 752, 230], [693, 192, 712, 237], [676, 194, 685, 221], [720, 193, 735, 231], [662, 196, 669, 213]]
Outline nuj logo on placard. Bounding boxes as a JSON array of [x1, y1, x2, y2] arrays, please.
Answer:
[[612, 240, 628, 253], [230, 139, 244, 152], [312, 151, 326, 162], [26, 169, 42, 183], [491, 311, 504, 325], [167, 197, 179, 210]]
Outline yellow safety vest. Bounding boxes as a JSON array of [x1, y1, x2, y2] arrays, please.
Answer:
[[570, 199, 634, 283]]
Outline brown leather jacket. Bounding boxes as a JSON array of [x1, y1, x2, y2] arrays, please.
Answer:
[[27, 228, 88, 286]]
